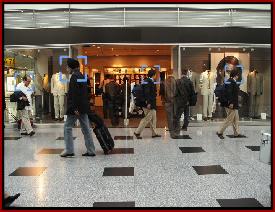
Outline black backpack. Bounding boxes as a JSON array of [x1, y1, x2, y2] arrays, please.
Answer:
[[132, 84, 146, 107]]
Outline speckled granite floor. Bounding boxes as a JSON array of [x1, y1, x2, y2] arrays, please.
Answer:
[[4, 124, 271, 207]]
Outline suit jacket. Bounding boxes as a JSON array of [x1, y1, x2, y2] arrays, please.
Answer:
[[51, 73, 68, 96], [175, 76, 196, 107], [164, 76, 176, 103], [66, 70, 89, 115], [247, 71, 263, 96], [225, 78, 240, 109], [143, 78, 157, 110], [189, 71, 200, 93], [199, 70, 217, 95], [105, 80, 121, 102], [10, 91, 30, 110]]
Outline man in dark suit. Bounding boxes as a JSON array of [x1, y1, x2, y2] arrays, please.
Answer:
[[217, 69, 242, 139], [174, 69, 196, 135], [60, 58, 96, 157], [134, 69, 161, 139]]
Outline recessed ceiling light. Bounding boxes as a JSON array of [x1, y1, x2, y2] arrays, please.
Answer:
[[97, 46, 101, 49], [156, 50, 159, 52], [85, 51, 87, 54], [243, 48, 246, 52], [218, 48, 221, 51], [209, 48, 212, 51], [251, 48, 255, 52], [92, 45, 96, 47]]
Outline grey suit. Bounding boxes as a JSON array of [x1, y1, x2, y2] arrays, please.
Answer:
[[189, 71, 200, 117], [247, 71, 263, 117]]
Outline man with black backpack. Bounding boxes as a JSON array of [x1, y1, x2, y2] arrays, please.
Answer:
[[134, 69, 161, 139], [174, 69, 196, 135], [216, 69, 243, 139]]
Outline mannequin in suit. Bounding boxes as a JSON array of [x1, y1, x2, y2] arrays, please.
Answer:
[[188, 68, 200, 119], [199, 66, 217, 121], [51, 73, 68, 121], [247, 68, 263, 118], [42, 74, 50, 114]]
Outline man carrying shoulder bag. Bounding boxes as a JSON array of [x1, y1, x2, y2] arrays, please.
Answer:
[[174, 69, 196, 135]]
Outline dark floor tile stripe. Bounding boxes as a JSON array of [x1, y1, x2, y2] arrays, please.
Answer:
[[4, 137, 22, 140], [93, 201, 135, 207], [110, 148, 134, 154], [56, 137, 76, 140], [38, 148, 64, 154], [114, 136, 133, 140], [217, 198, 264, 207], [193, 165, 228, 175], [103, 167, 134, 176], [227, 135, 247, 138], [246, 146, 260, 151], [179, 147, 205, 153], [9, 167, 47, 176]]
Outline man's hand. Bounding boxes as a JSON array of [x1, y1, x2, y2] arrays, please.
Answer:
[[229, 104, 234, 109], [74, 110, 80, 116], [147, 104, 151, 109]]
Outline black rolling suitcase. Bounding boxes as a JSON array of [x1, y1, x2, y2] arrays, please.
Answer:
[[88, 112, 114, 154]]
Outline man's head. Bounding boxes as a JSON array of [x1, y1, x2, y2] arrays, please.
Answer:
[[181, 69, 188, 76], [67, 58, 80, 74], [22, 76, 32, 87], [230, 69, 240, 81], [148, 69, 157, 80]]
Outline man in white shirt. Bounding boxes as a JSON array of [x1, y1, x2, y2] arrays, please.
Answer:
[[16, 76, 35, 136]]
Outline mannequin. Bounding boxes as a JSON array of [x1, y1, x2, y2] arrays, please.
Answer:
[[188, 68, 200, 119], [33, 72, 43, 120], [51, 73, 68, 121], [199, 68, 217, 121], [247, 68, 263, 118]]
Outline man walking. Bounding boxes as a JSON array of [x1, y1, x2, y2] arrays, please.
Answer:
[[217, 69, 242, 139], [60, 58, 96, 157], [16, 76, 35, 136], [134, 69, 161, 139], [163, 72, 177, 138], [105, 75, 121, 126], [174, 69, 196, 135]]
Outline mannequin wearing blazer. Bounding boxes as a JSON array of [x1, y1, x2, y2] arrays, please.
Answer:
[[51, 73, 68, 120], [199, 70, 217, 119], [247, 70, 263, 118]]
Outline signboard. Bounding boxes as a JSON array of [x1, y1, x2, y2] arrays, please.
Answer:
[[4, 58, 15, 67]]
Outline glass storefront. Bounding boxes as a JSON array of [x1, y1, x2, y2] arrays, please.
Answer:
[[4, 44, 271, 125], [180, 46, 271, 120]]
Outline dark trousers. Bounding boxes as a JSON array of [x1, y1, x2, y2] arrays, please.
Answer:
[[174, 105, 189, 135], [35, 95, 42, 120], [164, 102, 176, 134], [109, 101, 119, 126], [43, 91, 50, 114], [102, 95, 109, 119]]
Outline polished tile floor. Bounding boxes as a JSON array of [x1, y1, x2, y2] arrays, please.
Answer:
[[4, 123, 271, 207]]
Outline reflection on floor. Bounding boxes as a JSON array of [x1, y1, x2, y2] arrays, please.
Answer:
[[4, 124, 271, 207]]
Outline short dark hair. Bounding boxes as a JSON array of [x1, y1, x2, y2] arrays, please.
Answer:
[[148, 69, 156, 78], [181, 69, 188, 76], [22, 75, 28, 81], [230, 69, 239, 78], [109, 74, 115, 80]]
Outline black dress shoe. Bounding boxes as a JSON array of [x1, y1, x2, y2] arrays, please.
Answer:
[[60, 153, 75, 157], [203, 117, 208, 121], [21, 132, 28, 135], [216, 132, 225, 139], [29, 131, 35, 137], [152, 134, 161, 138], [181, 127, 187, 131], [4, 193, 20, 207], [134, 132, 142, 139], [82, 152, 96, 157]]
